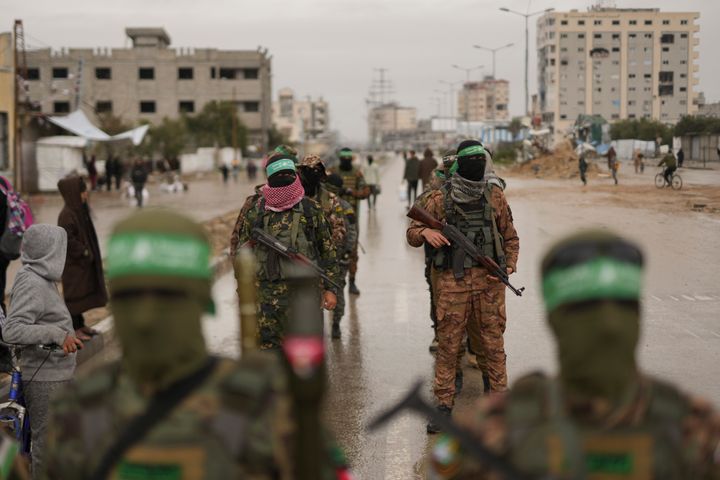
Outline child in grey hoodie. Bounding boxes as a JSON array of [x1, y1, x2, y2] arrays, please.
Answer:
[[1, 224, 83, 477]]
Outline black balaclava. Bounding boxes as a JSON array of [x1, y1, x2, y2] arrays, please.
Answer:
[[266, 154, 298, 187], [339, 148, 353, 171], [298, 166, 324, 196], [456, 140, 487, 181]]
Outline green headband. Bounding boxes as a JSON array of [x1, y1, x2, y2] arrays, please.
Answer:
[[107, 232, 212, 280], [435, 160, 459, 179], [543, 257, 642, 311], [458, 145, 486, 158], [266, 159, 296, 176], [339, 150, 353, 159]]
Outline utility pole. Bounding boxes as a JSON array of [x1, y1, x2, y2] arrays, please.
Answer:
[[74, 58, 84, 110], [231, 86, 238, 163], [499, 5, 554, 115], [473, 43, 514, 79], [452, 64, 483, 122], [13, 20, 28, 191]]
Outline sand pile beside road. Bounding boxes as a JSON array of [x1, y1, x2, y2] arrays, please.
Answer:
[[510, 140, 602, 179]]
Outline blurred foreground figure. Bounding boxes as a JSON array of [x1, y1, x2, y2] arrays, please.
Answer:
[[43, 211, 297, 479], [429, 231, 720, 479]]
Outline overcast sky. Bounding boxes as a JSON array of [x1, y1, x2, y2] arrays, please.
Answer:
[[4, 0, 718, 142]]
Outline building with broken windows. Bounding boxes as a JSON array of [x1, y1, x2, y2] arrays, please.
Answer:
[[22, 27, 272, 148]]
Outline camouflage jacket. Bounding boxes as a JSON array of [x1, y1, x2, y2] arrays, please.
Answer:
[[229, 193, 339, 292], [314, 186, 347, 249], [43, 357, 295, 480], [406, 184, 520, 273], [429, 373, 720, 479], [331, 167, 370, 208]]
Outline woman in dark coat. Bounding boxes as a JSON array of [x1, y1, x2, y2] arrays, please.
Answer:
[[57, 176, 107, 340]]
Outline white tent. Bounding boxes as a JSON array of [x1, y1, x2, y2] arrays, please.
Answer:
[[36, 136, 88, 192], [46, 110, 148, 146]]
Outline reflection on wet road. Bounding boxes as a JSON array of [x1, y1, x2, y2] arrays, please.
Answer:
[[207, 155, 720, 479]]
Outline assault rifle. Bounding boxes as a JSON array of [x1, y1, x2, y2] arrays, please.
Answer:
[[251, 228, 341, 291], [368, 380, 532, 480], [407, 205, 525, 296]]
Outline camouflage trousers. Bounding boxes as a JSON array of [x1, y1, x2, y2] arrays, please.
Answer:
[[349, 240, 359, 276], [334, 264, 349, 324], [257, 280, 290, 349], [434, 267, 507, 407]]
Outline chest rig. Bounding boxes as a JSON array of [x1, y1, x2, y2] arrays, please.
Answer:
[[506, 376, 690, 480], [253, 198, 318, 282], [433, 183, 506, 278], [339, 168, 359, 206]]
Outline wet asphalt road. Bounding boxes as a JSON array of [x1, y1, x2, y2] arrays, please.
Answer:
[[204, 155, 720, 479]]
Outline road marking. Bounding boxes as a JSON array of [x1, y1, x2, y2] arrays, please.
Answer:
[[681, 295, 696, 301], [694, 295, 713, 301], [669, 295, 679, 301]]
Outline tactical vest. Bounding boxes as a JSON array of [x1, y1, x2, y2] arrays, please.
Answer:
[[253, 198, 318, 282], [68, 358, 290, 479], [433, 183, 506, 278], [506, 374, 691, 480], [338, 168, 360, 207]]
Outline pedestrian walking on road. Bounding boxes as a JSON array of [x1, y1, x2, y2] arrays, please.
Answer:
[[332, 147, 370, 295], [429, 231, 720, 479], [633, 149, 645, 174], [104, 156, 115, 192], [404, 150, 421, 206], [220, 161, 230, 184], [57, 176, 107, 341], [113, 156, 124, 190], [229, 151, 339, 349], [407, 139, 519, 433], [246, 158, 258, 180], [130, 159, 148, 208], [84, 153, 98, 191], [419, 148, 439, 191], [363, 155, 381, 209], [606, 145, 617, 172], [1, 224, 82, 477], [578, 153, 588, 185], [677, 147, 685, 168], [611, 157, 619, 185]]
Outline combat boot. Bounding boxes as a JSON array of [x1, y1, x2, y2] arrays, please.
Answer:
[[426, 405, 452, 434], [331, 319, 341, 339], [482, 375, 491, 394], [454, 370, 463, 395], [349, 279, 360, 295]]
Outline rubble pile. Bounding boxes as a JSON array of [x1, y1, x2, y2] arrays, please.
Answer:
[[512, 140, 601, 179]]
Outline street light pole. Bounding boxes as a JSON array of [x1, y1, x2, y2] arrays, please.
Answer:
[[499, 6, 554, 115], [473, 43, 514, 79], [452, 64, 483, 122]]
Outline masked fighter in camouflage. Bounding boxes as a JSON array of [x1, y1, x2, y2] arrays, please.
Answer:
[[429, 230, 720, 479], [230, 152, 338, 349], [407, 139, 519, 433], [43, 210, 297, 479], [332, 148, 370, 296]]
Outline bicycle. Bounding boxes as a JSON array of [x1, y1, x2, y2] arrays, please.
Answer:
[[655, 168, 683, 190], [0, 344, 60, 457]]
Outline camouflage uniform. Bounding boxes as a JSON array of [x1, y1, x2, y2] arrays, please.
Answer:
[[44, 357, 297, 479], [430, 374, 720, 479], [300, 155, 347, 248], [230, 196, 338, 349], [407, 185, 519, 407], [328, 193, 357, 328], [332, 166, 369, 279]]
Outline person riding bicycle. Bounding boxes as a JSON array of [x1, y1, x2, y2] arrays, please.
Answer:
[[657, 150, 677, 187]]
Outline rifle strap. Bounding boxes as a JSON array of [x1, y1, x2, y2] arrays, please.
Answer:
[[484, 186, 507, 270], [89, 357, 218, 480]]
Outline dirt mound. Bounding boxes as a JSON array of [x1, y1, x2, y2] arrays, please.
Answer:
[[511, 140, 601, 179]]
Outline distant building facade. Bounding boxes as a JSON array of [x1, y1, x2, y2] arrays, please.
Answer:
[[537, 7, 700, 135], [22, 27, 272, 148], [368, 103, 417, 147], [0, 32, 14, 173], [271, 87, 329, 143], [457, 77, 510, 122]]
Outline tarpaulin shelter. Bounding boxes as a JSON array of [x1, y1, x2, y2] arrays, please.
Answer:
[[46, 109, 149, 146]]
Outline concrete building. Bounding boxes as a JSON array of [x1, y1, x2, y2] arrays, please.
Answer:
[[368, 103, 417, 147], [22, 27, 272, 148], [0, 32, 14, 174], [271, 87, 329, 143], [537, 7, 700, 136], [457, 77, 510, 122], [698, 101, 720, 118]]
